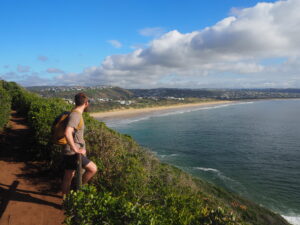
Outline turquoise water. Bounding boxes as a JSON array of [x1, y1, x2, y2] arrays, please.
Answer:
[[100, 99, 300, 224]]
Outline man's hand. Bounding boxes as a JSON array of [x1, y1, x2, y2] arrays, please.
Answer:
[[78, 148, 86, 155]]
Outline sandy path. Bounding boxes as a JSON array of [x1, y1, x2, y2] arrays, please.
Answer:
[[0, 112, 64, 225]]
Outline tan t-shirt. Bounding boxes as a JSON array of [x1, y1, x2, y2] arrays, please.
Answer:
[[63, 111, 85, 155]]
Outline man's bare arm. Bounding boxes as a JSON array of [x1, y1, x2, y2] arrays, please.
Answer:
[[65, 126, 86, 155]]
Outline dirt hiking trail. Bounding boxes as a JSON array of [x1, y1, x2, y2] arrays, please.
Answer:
[[0, 112, 64, 225]]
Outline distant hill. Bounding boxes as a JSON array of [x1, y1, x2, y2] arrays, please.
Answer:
[[130, 88, 300, 99], [27, 86, 134, 100], [28, 86, 300, 102]]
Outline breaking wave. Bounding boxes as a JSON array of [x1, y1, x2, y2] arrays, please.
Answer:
[[282, 215, 300, 225]]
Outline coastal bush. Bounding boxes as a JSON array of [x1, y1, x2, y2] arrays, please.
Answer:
[[0, 85, 11, 130], [27, 97, 72, 161], [63, 185, 154, 225], [0, 81, 22, 110], [64, 185, 238, 225], [1, 80, 289, 225]]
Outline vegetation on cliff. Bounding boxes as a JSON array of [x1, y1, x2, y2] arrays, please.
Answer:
[[1, 80, 290, 225], [0, 81, 13, 130]]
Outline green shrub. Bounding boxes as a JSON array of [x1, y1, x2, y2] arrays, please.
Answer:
[[27, 97, 72, 161], [0, 80, 21, 110], [0, 86, 11, 129], [64, 185, 238, 225], [64, 185, 154, 225]]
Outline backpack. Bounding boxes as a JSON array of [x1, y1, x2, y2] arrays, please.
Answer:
[[51, 110, 83, 145]]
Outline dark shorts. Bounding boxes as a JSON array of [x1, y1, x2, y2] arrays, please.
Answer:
[[63, 154, 91, 170]]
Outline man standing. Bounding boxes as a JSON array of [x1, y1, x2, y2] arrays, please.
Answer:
[[61, 93, 97, 196]]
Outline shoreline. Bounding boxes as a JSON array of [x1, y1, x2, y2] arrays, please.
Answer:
[[90, 100, 234, 120]]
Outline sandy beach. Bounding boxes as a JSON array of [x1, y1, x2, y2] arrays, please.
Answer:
[[90, 100, 234, 121]]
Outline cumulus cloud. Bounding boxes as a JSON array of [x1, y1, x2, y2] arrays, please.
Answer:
[[48, 0, 300, 88], [1, 71, 21, 80], [46, 68, 65, 74], [20, 74, 52, 86], [37, 55, 49, 62], [107, 40, 122, 48], [1, 70, 56, 86], [139, 27, 165, 37], [17, 65, 31, 73]]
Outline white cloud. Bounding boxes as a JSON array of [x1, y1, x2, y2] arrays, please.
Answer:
[[107, 40, 122, 48], [139, 27, 165, 37], [37, 55, 49, 62], [17, 65, 30, 73], [20, 74, 52, 86], [1, 71, 21, 80], [20, 0, 300, 88], [46, 68, 65, 74], [1, 71, 59, 86]]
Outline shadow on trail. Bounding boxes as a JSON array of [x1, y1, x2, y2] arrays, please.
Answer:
[[0, 181, 61, 218], [0, 183, 61, 199], [17, 161, 63, 193], [0, 181, 19, 218]]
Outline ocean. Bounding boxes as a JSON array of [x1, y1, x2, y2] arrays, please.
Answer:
[[98, 99, 300, 225]]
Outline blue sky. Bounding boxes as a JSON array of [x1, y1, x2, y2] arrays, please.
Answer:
[[2, 0, 300, 88]]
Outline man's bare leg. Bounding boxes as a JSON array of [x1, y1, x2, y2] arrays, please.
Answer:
[[82, 161, 97, 185], [62, 169, 75, 196]]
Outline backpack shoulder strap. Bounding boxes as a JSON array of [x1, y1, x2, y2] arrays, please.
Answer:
[[71, 109, 84, 130], [77, 116, 83, 130]]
